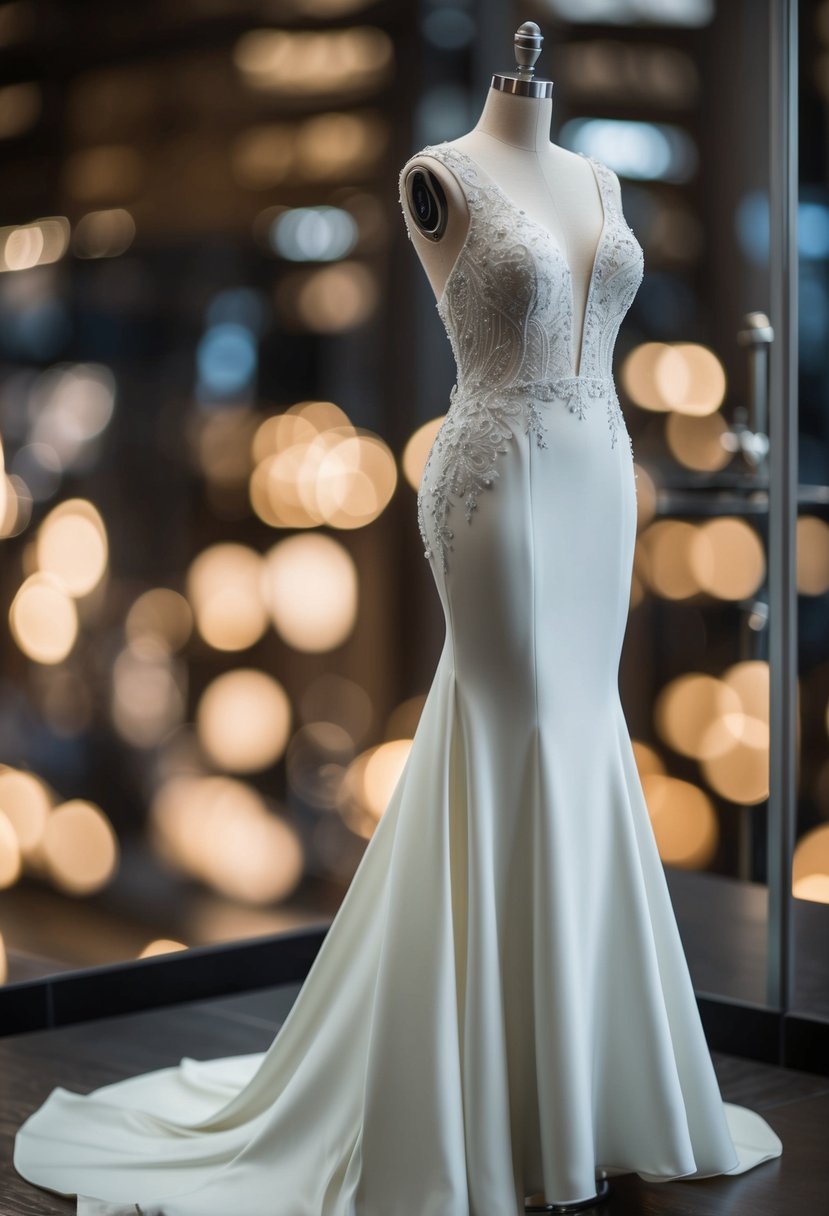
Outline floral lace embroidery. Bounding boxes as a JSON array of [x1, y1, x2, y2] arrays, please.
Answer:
[[399, 141, 645, 572]]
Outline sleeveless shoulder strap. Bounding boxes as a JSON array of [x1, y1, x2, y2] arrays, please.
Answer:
[[585, 156, 638, 239], [584, 155, 625, 218]]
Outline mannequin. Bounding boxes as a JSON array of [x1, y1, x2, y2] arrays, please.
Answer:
[[401, 22, 613, 380]]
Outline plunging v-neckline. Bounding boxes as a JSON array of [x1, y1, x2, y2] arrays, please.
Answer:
[[432, 142, 609, 381]]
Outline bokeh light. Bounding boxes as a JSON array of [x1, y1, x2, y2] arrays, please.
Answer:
[[9, 571, 78, 663], [797, 515, 829, 595], [196, 669, 292, 773], [339, 738, 412, 837], [40, 799, 119, 895], [641, 774, 718, 868], [150, 775, 304, 905], [793, 824, 829, 904], [0, 809, 22, 887], [0, 766, 52, 858], [622, 341, 726, 415], [402, 417, 444, 489], [261, 532, 358, 652], [186, 543, 268, 651], [35, 498, 108, 597]]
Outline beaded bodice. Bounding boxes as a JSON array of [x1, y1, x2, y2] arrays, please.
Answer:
[[398, 140, 645, 573]]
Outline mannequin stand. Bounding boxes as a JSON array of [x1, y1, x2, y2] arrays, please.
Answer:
[[524, 1176, 610, 1212]]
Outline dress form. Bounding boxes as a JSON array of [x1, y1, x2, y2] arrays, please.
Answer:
[[401, 54, 610, 378]]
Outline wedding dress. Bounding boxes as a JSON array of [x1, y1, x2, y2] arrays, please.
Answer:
[[13, 140, 783, 1215]]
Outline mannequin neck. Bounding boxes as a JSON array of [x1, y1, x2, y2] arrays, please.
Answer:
[[472, 88, 554, 152]]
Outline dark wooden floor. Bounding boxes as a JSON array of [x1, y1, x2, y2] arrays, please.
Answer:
[[0, 983, 824, 1215]]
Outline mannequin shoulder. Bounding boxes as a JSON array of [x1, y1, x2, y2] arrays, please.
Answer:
[[398, 144, 466, 199], [397, 144, 470, 242]]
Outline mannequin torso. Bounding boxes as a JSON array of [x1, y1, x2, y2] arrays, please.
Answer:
[[401, 89, 617, 377]]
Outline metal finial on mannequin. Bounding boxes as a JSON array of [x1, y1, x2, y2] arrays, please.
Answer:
[[491, 21, 554, 99]]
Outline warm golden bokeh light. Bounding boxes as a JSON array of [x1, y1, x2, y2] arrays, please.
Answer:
[[637, 519, 700, 599], [641, 774, 719, 868], [280, 261, 378, 332], [402, 417, 444, 489], [665, 411, 731, 471], [251, 412, 396, 531], [233, 112, 386, 189], [363, 739, 411, 816], [621, 342, 674, 412], [41, 799, 119, 894], [150, 775, 304, 905], [723, 660, 769, 725], [314, 432, 397, 528], [9, 571, 78, 663], [126, 588, 193, 653], [234, 27, 393, 96], [654, 343, 726, 416], [0, 766, 52, 857], [250, 453, 322, 528], [298, 110, 387, 179], [622, 342, 726, 416], [793, 823, 829, 904], [661, 660, 772, 806], [339, 738, 412, 837], [0, 216, 69, 272], [196, 669, 292, 773], [262, 532, 358, 652], [655, 673, 742, 760], [36, 498, 108, 597], [700, 739, 769, 805], [0, 808, 22, 887], [186, 543, 268, 651], [0, 472, 31, 538], [252, 402, 349, 463], [690, 517, 766, 601], [797, 515, 829, 595], [138, 939, 187, 958], [631, 740, 666, 779]]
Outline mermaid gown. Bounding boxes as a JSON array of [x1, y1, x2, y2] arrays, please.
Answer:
[[12, 140, 782, 1215]]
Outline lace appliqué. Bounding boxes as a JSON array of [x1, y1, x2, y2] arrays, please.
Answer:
[[399, 141, 644, 571], [417, 380, 549, 571]]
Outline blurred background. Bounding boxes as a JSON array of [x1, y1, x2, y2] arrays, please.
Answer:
[[0, 0, 825, 1031]]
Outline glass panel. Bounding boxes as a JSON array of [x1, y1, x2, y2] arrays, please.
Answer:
[[793, 0, 829, 1023]]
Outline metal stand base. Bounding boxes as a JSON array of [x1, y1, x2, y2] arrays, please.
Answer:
[[524, 1175, 610, 1212]]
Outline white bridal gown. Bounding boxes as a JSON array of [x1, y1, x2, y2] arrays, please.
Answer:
[[14, 141, 782, 1215]]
